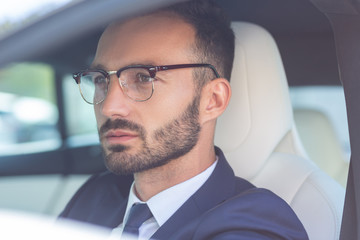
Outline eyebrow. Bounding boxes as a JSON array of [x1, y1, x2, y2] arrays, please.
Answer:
[[89, 62, 159, 71], [89, 63, 107, 70]]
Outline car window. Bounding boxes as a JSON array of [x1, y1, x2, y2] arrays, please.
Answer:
[[62, 74, 99, 145], [0, 0, 73, 38], [0, 62, 61, 156]]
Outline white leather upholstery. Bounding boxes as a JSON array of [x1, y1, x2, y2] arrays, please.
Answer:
[[215, 22, 345, 240], [294, 108, 349, 187]]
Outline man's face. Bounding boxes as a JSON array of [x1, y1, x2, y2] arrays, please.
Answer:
[[92, 13, 202, 175]]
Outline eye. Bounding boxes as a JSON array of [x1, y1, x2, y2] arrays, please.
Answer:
[[94, 75, 107, 85], [92, 73, 108, 91], [135, 73, 153, 83]]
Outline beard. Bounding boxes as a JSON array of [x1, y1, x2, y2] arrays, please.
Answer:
[[98, 95, 201, 175]]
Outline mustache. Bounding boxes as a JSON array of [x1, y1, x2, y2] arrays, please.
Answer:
[[99, 119, 146, 138]]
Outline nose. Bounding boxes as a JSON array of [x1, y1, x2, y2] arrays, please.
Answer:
[[100, 75, 131, 118]]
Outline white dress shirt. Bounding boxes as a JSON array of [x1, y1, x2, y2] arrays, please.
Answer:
[[110, 158, 218, 240]]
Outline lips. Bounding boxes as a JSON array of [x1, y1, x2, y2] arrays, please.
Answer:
[[103, 130, 138, 144]]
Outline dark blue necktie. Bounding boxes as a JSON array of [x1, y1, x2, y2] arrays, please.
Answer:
[[123, 203, 153, 237]]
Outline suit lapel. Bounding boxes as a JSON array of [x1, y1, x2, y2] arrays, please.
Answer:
[[101, 196, 128, 228], [152, 147, 237, 239], [85, 174, 132, 228]]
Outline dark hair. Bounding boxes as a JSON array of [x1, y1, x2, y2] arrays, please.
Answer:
[[160, 0, 234, 86]]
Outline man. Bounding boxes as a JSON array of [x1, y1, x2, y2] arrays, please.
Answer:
[[61, 0, 308, 239]]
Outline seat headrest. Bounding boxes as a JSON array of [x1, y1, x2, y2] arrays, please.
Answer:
[[215, 22, 294, 179]]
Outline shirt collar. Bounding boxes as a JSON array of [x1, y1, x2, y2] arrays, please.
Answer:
[[123, 157, 218, 227]]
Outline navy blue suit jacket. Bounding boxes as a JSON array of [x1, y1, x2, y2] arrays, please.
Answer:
[[60, 147, 308, 239]]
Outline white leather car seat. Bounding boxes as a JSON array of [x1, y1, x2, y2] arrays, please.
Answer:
[[294, 108, 349, 187], [214, 22, 345, 240]]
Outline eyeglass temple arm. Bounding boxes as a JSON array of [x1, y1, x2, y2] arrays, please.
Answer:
[[154, 64, 220, 78], [73, 72, 81, 84]]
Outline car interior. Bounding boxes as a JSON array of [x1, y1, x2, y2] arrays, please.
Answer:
[[294, 108, 349, 187], [215, 21, 344, 240], [0, 0, 359, 239]]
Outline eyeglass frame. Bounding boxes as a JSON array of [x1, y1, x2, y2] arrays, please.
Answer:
[[73, 63, 220, 105]]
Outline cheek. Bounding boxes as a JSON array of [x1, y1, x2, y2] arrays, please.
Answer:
[[141, 94, 194, 136], [144, 79, 194, 125], [152, 76, 194, 108], [94, 105, 104, 129]]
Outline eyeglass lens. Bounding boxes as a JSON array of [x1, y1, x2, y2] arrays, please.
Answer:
[[78, 68, 154, 104]]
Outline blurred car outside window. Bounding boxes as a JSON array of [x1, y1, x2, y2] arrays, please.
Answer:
[[0, 63, 61, 156], [0, 0, 75, 156], [63, 74, 99, 147]]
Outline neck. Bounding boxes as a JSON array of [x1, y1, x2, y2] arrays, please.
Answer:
[[133, 144, 216, 202]]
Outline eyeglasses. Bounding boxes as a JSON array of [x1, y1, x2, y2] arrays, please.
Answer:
[[73, 63, 220, 105]]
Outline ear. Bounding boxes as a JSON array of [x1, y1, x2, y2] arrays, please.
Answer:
[[199, 78, 231, 125]]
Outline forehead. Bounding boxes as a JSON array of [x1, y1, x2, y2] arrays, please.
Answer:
[[93, 13, 196, 68]]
